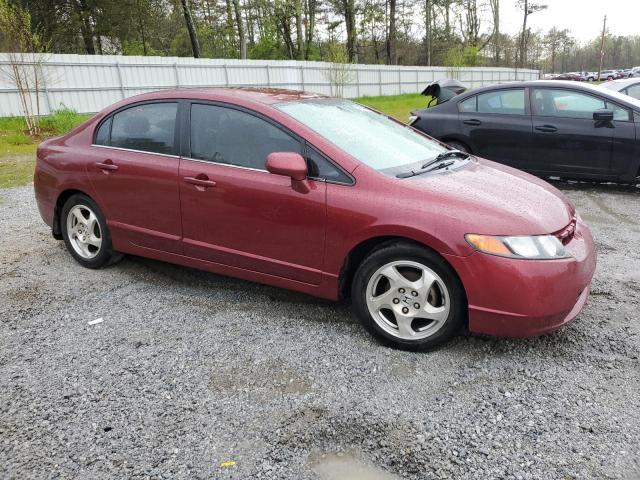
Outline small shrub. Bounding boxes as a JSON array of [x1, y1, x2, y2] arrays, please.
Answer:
[[39, 107, 87, 135], [5, 133, 33, 145]]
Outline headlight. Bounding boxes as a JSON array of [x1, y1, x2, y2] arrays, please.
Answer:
[[465, 234, 571, 259], [408, 115, 418, 125]]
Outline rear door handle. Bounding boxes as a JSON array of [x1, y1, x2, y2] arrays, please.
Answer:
[[95, 160, 118, 172], [535, 125, 558, 133], [463, 119, 482, 126], [184, 175, 217, 188]]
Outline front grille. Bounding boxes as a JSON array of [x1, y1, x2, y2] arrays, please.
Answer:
[[554, 215, 577, 245]]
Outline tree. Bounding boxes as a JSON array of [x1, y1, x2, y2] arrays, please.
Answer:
[[516, 0, 547, 68], [180, 0, 200, 58], [386, 0, 397, 65], [0, 0, 47, 134]]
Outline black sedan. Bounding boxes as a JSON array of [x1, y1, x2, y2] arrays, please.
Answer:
[[410, 81, 640, 183]]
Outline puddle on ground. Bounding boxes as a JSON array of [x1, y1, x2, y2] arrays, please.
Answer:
[[309, 452, 400, 480]]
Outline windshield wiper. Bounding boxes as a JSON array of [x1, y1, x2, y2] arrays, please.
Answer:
[[396, 150, 469, 178], [421, 150, 469, 169]]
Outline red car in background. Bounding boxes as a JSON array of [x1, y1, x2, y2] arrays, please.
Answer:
[[34, 88, 596, 350]]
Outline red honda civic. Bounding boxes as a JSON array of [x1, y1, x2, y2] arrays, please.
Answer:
[[34, 88, 596, 350]]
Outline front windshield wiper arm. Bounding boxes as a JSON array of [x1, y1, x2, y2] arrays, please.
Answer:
[[420, 150, 469, 169], [396, 150, 469, 179]]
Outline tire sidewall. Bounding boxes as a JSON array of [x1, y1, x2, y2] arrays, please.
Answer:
[[61, 194, 114, 269], [351, 243, 466, 351]]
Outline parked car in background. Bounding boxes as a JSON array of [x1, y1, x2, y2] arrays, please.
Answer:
[[598, 70, 619, 81], [632, 67, 640, 77], [34, 87, 597, 350], [410, 80, 640, 183], [583, 71, 597, 82], [601, 78, 640, 100], [622, 69, 634, 78], [552, 72, 584, 81]]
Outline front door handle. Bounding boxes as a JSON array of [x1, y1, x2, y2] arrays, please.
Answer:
[[96, 160, 118, 172], [535, 125, 558, 133], [463, 119, 482, 126], [184, 175, 217, 188]]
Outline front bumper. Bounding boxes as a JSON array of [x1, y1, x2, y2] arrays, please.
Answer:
[[446, 218, 596, 337]]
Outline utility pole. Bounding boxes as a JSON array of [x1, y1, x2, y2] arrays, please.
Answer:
[[597, 15, 606, 81]]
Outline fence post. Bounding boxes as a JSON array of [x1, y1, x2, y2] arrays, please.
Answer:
[[378, 68, 383, 96], [266, 65, 271, 87], [42, 84, 53, 115], [115, 62, 126, 99], [415, 70, 419, 92], [355, 68, 360, 97], [173, 63, 180, 88], [299, 64, 305, 91], [223, 64, 230, 87]]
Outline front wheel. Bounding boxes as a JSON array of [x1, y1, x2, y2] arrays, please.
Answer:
[[351, 242, 466, 351], [61, 193, 121, 269]]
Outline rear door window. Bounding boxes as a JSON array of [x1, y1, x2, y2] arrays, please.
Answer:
[[476, 89, 526, 115], [109, 102, 178, 155]]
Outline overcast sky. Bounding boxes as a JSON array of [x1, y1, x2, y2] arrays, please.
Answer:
[[499, 0, 639, 43]]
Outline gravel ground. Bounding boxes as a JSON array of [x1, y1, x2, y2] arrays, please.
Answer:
[[1, 182, 639, 480]]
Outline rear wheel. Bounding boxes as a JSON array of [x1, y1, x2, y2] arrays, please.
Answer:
[[61, 194, 120, 269], [446, 140, 470, 153], [351, 242, 466, 350]]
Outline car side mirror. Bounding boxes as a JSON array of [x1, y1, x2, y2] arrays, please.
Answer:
[[265, 152, 308, 181], [593, 109, 614, 122]]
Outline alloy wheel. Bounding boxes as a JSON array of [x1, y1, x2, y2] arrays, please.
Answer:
[[365, 260, 450, 340], [66, 204, 102, 259]]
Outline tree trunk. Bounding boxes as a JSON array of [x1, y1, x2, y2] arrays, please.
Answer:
[[294, 0, 304, 60], [342, 0, 357, 62], [425, 0, 432, 66], [181, 0, 200, 58], [304, 0, 317, 60], [232, 0, 246, 58], [386, 0, 396, 65], [519, 0, 528, 68], [74, 0, 96, 55]]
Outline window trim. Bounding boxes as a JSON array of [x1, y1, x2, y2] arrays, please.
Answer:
[[91, 99, 182, 156], [457, 87, 529, 116], [184, 100, 355, 186], [530, 87, 633, 122]]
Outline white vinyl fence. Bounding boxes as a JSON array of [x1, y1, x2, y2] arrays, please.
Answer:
[[0, 53, 540, 117]]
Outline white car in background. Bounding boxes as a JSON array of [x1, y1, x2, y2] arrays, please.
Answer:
[[601, 77, 640, 100]]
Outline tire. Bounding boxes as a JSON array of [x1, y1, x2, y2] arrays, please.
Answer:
[[587, 77, 594, 82], [351, 242, 466, 351], [61, 193, 121, 269], [607, 76, 614, 81], [446, 141, 470, 153]]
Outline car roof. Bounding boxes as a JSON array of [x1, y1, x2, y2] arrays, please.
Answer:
[[456, 80, 640, 111], [116, 87, 328, 107]]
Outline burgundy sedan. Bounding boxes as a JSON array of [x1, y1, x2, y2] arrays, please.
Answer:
[[34, 88, 596, 350]]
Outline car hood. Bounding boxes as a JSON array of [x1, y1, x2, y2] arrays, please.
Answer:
[[404, 158, 574, 236]]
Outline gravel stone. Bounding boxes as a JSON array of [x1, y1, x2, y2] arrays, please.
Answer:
[[0, 182, 639, 479]]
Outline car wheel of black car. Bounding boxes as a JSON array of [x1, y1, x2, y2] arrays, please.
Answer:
[[352, 242, 466, 351], [446, 141, 470, 153], [61, 193, 121, 269]]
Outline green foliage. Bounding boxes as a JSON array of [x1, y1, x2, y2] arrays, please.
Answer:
[[39, 107, 88, 135], [445, 46, 480, 68], [355, 93, 430, 122]]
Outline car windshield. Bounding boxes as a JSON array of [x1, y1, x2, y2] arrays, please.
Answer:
[[276, 99, 446, 171]]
